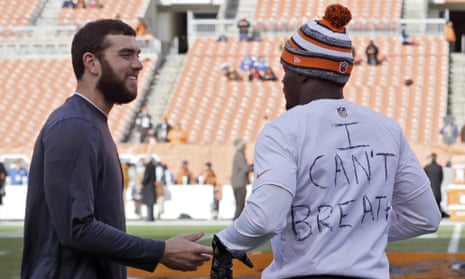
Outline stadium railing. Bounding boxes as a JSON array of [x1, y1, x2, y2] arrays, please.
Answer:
[[188, 14, 447, 38], [0, 25, 162, 56]]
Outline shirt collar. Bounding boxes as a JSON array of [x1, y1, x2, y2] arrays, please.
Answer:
[[74, 92, 108, 117]]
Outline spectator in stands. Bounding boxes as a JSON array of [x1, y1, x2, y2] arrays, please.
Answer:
[[0, 161, 6, 205], [260, 67, 278, 81], [178, 35, 189, 54], [250, 24, 262, 42], [153, 115, 172, 142], [75, 0, 86, 8], [240, 57, 252, 72], [365, 39, 381, 65], [230, 139, 253, 220], [444, 20, 456, 53], [221, 65, 243, 81], [254, 55, 269, 72], [175, 160, 194, 185], [237, 18, 251, 41], [197, 162, 220, 219], [21, 19, 212, 278], [400, 23, 413, 45], [248, 67, 263, 81], [87, 0, 103, 8], [135, 17, 148, 37], [239, 53, 255, 72], [141, 155, 157, 221], [167, 122, 188, 144], [217, 34, 228, 42], [135, 105, 152, 143], [62, 0, 76, 8]]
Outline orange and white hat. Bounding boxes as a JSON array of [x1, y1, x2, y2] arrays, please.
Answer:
[[280, 4, 354, 84]]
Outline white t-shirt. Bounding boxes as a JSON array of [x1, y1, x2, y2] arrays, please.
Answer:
[[218, 99, 440, 279]]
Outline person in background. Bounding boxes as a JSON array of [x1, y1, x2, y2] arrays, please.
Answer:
[[7, 160, 28, 186], [365, 39, 381, 65], [141, 155, 157, 221], [210, 4, 440, 278], [155, 161, 166, 219], [135, 17, 148, 37], [128, 161, 143, 219], [175, 160, 194, 185], [230, 139, 253, 220], [444, 20, 456, 53], [167, 122, 188, 144], [0, 161, 7, 205], [163, 163, 176, 186], [424, 153, 447, 218], [400, 23, 413, 45], [153, 115, 172, 143], [237, 18, 251, 42], [441, 160, 453, 217], [62, 0, 76, 8], [197, 162, 221, 220], [135, 105, 152, 143], [21, 19, 212, 279]]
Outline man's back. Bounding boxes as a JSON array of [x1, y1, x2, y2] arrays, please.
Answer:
[[255, 99, 436, 278]]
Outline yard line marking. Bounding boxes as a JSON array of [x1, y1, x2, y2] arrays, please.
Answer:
[[448, 223, 462, 253]]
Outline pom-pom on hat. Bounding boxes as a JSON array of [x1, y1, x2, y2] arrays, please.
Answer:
[[280, 4, 354, 84]]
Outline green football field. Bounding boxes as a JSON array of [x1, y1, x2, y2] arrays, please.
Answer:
[[1, 219, 465, 279]]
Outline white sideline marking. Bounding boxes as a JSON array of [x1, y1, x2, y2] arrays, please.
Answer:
[[448, 223, 462, 253]]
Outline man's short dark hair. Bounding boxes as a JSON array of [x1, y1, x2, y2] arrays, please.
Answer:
[[71, 19, 136, 79]]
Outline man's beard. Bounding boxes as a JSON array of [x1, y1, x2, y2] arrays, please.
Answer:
[[97, 58, 137, 105]]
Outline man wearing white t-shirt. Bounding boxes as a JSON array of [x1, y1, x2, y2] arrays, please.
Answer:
[[210, 4, 441, 279]]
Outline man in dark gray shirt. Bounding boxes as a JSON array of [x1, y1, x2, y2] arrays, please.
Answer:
[[21, 19, 212, 279]]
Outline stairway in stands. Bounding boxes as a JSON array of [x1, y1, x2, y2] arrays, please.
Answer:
[[449, 53, 465, 129]]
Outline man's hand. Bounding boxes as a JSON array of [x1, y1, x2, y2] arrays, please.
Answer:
[[210, 234, 253, 279], [161, 231, 213, 271]]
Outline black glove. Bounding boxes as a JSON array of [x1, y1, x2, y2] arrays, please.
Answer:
[[210, 234, 254, 279]]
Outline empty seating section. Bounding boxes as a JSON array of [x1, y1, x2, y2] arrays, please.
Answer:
[[254, 0, 402, 31], [59, 0, 145, 26], [0, 56, 157, 148], [167, 35, 448, 145], [0, 1, 41, 27]]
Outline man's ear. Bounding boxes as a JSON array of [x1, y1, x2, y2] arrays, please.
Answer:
[[83, 52, 99, 75]]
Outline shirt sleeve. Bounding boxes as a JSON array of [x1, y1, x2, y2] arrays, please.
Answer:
[[388, 136, 441, 241], [218, 184, 293, 251], [43, 118, 164, 271]]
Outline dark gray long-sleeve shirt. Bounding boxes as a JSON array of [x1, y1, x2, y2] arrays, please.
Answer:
[[21, 94, 165, 279]]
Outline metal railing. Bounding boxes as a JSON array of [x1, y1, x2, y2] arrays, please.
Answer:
[[0, 25, 162, 56], [187, 16, 447, 38]]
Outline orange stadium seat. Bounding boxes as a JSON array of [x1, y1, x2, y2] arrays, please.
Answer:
[[254, 0, 402, 31], [0, 56, 157, 148], [0, 1, 41, 27], [59, 0, 146, 27], [165, 34, 448, 146]]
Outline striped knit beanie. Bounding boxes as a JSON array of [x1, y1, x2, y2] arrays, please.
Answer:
[[280, 4, 354, 84]]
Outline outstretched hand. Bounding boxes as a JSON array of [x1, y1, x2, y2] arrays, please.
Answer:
[[210, 234, 253, 279], [161, 231, 213, 271]]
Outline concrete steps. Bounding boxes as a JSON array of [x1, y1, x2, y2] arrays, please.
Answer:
[[449, 53, 465, 128]]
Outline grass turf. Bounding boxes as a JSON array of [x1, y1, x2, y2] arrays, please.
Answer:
[[1, 222, 464, 278]]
